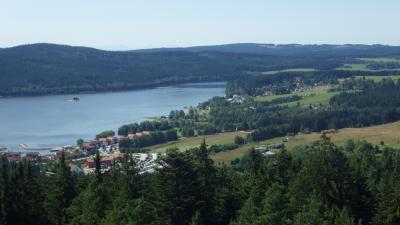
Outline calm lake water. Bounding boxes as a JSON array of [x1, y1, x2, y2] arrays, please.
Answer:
[[0, 82, 225, 150]]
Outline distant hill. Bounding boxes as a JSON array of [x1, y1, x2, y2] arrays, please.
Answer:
[[1, 43, 400, 96], [134, 43, 400, 57]]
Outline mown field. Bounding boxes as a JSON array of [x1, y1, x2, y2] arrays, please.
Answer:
[[360, 57, 400, 63], [337, 57, 400, 71], [149, 120, 400, 164], [262, 68, 317, 75], [150, 131, 249, 153], [211, 120, 400, 164], [255, 85, 341, 107], [355, 75, 400, 82]]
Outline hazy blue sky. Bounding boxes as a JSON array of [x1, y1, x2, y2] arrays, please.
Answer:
[[1, 0, 399, 50]]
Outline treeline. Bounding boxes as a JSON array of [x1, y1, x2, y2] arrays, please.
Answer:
[[119, 129, 178, 150], [118, 120, 172, 136], [1, 138, 400, 224], [366, 61, 400, 70]]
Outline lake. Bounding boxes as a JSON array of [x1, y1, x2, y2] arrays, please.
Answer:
[[0, 82, 225, 151]]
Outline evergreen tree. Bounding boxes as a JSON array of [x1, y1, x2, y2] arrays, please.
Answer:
[[44, 151, 75, 225], [293, 194, 325, 225], [193, 139, 218, 224], [254, 183, 290, 225], [0, 156, 9, 225], [230, 192, 260, 225], [153, 148, 201, 225]]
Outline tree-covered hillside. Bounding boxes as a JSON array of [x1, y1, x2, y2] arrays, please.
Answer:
[[1, 43, 400, 96], [0, 43, 344, 96]]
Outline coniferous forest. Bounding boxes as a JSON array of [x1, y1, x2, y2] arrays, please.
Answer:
[[1, 137, 400, 225]]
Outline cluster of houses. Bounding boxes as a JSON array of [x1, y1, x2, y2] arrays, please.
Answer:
[[78, 131, 157, 174], [84, 152, 125, 169], [1, 130, 162, 174], [0, 149, 84, 163], [82, 152, 161, 174], [258, 77, 317, 98], [81, 131, 151, 153]]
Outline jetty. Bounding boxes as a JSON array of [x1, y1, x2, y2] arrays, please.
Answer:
[[18, 144, 54, 151], [0, 145, 7, 151]]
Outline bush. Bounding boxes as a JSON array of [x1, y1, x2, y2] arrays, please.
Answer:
[[234, 136, 245, 145]]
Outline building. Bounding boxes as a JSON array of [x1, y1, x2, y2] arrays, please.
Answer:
[[81, 140, 98, 152], [70, 164, 83, 175], [84, 153, 126, 169], [228, 94, 244, 104], [321, 129, 338, 135]]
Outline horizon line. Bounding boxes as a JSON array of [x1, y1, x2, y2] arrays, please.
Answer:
[[1, 42, 400, 51]]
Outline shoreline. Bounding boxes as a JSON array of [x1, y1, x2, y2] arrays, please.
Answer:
[[0, 80, 227, 99]]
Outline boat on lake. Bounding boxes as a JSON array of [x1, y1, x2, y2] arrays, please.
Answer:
[[73, 97, 80, 101]]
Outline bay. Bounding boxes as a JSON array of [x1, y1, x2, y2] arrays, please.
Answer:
[[0, 82, 225, 150]]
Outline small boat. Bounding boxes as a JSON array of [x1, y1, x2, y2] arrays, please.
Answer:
[[73, 97, 80, 101]]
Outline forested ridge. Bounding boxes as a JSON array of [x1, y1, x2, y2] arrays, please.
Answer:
[[0, 43, 344, 96], [1, 138, 400, 225], [1, 43, 400, 96]]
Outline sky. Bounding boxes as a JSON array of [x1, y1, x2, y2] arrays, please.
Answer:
[[0, 0, 399, 50]]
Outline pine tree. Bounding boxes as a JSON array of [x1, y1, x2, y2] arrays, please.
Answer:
[[230, 193, 260, 225], [154, 148, 200, 225], [94, 150, 102, 183], [193, 139, 218, 224], [44, 151, 75, 225], [293, 194, 325, 225], [190, 211, 202, 225], [0, 156, 9, 225], [255, 183, 290, 225]]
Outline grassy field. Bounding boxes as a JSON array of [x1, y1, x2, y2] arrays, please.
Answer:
[[262, 68, 317, 75], [150, 131, 249, 153], [336, 63, 371, 71], [211, 121, 400, 164], [359, 57, 400, 63], [148, 120, 400, 164], [355, 75, 400, 82], [256, 85, 330, 101], [256, 85, 341, 107], [285, 91, 341, 107], [337, 57, 400, 71]]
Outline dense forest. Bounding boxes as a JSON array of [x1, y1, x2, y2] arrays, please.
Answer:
[[2, 43, 400, 96], [1, 137, 400, 225]]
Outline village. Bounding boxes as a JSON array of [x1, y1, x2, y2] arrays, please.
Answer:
[[0, 131, 163, 175]]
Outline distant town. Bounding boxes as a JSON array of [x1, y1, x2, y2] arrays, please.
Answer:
[[0, 131, 163, 175]]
